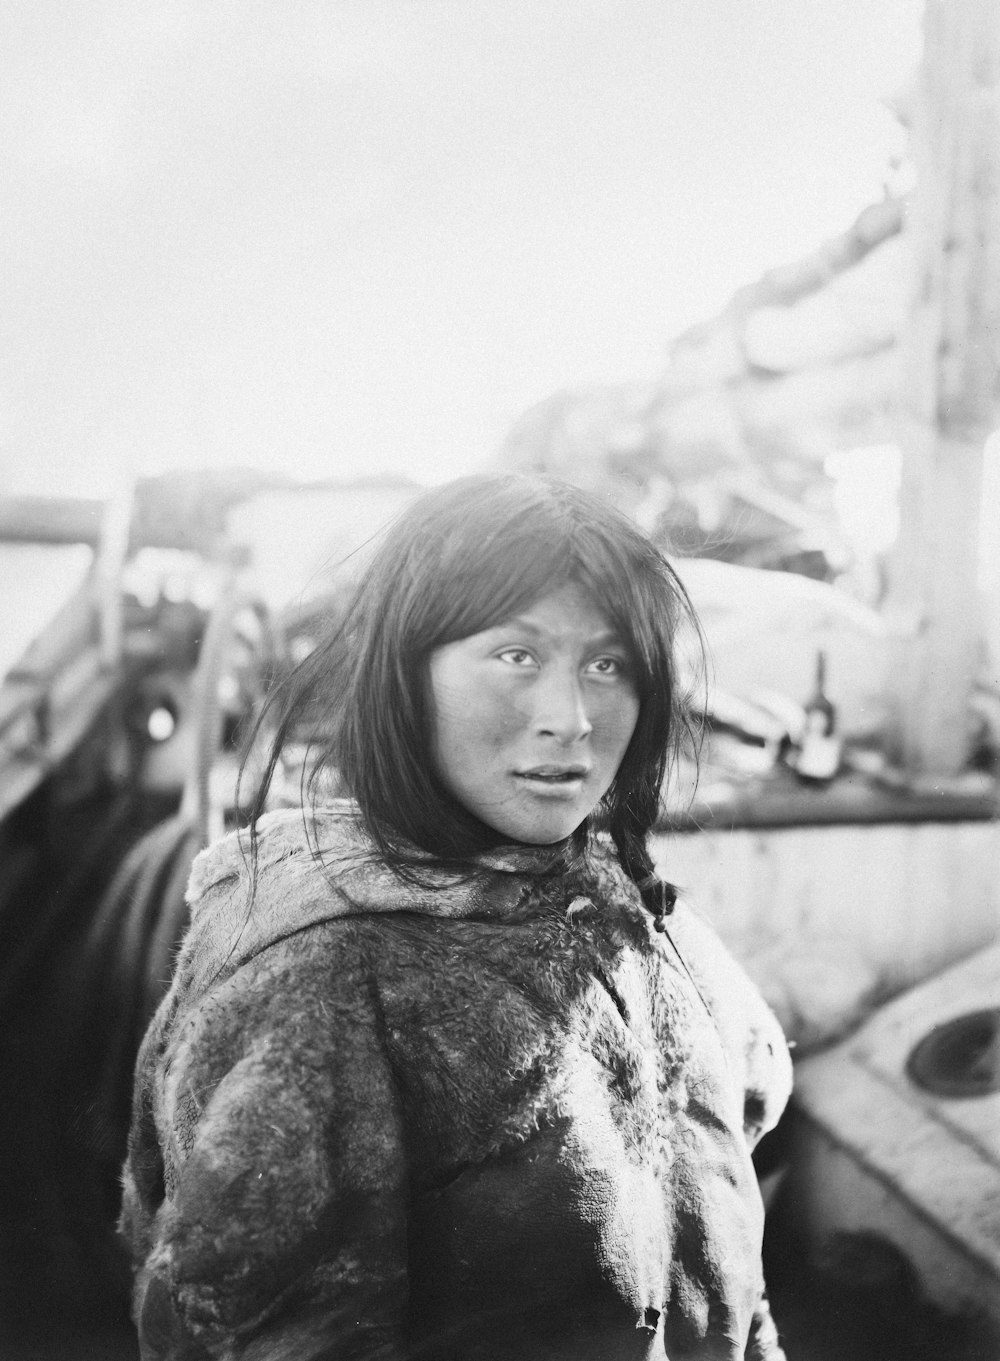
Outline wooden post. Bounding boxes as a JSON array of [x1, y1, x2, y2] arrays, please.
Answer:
[[887, 0, 1000, 775]]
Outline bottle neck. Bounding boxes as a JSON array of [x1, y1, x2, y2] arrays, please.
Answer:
[[806, 651, 835, 735]]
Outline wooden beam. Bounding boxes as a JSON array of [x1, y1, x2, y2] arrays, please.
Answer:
[[887, 0, 1000, 774], [0, 496, 104, 546]]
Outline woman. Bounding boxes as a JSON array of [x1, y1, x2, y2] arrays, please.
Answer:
[[121, 474, 792, 1360]]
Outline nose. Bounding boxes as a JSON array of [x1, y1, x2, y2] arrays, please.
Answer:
[[533, 666, 592, 744]]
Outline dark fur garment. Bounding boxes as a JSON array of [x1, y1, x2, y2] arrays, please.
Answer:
[[121, 801, 792, 1360]]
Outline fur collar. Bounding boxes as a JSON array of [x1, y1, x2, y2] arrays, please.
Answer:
[[179, 800, 579, 996]]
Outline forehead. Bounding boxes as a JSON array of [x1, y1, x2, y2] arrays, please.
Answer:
[[486, 582, 621, 642]]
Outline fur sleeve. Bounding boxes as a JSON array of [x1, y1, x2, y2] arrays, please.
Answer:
[[668, 901, 793, 1148], [121, 926, 410, 1360]]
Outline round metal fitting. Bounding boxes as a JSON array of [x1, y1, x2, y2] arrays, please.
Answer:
[[906, 1007, 1000, 1099]]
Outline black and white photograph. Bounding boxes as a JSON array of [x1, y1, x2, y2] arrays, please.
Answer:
[[1, 2, 998, 1358]]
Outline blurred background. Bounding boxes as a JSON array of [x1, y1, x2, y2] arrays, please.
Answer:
[[4, 0, 919, 495], [2, 2, 999, 1358]]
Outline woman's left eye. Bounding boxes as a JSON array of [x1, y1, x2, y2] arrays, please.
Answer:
[[586, 656, 626, 676]]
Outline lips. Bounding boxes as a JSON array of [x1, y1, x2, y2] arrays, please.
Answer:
[[517, 765, 589, 783]]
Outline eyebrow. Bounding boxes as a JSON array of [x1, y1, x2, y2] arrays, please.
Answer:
[[495, 616, 627, 649]]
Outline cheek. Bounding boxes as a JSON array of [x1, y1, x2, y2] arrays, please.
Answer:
[[431, 675, 518, 771], [436, 671, 524, 742], [595, 691, 641, 754], [430, 679, 471, 755], [623, 695, 641, 744]]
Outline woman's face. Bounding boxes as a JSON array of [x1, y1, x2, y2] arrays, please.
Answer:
[[428, 582, 640, 844]]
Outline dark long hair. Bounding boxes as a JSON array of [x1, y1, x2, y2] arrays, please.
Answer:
[[242, 474, 705, 916]]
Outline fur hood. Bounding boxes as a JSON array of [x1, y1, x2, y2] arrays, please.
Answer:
[[177, 799, 578, 1002]]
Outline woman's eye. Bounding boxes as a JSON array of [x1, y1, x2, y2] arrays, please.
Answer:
[[497, 648, 535, 666], [587, 656, 625, 676]]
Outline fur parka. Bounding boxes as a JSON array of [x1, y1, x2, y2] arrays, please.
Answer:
[[121, 801, 792, 1360]]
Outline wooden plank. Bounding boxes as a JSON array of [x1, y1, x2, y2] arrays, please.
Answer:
[[0, 655, 120, 822], [652, 819, 1000, 1050], [0, 496, 104, 545], [887, 0, 1000, 773]]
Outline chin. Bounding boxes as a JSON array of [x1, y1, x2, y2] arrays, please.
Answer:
[[514, 832, 572, 846], [501, 815, 586, 846]]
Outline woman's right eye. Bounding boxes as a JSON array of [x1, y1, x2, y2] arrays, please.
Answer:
[[496, 648, 535, 666]]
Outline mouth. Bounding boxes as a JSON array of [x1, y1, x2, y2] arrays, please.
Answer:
[[516, 765, 589, 786]]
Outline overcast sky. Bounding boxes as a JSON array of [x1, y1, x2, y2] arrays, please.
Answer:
[[2, 0, 922, 496]]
